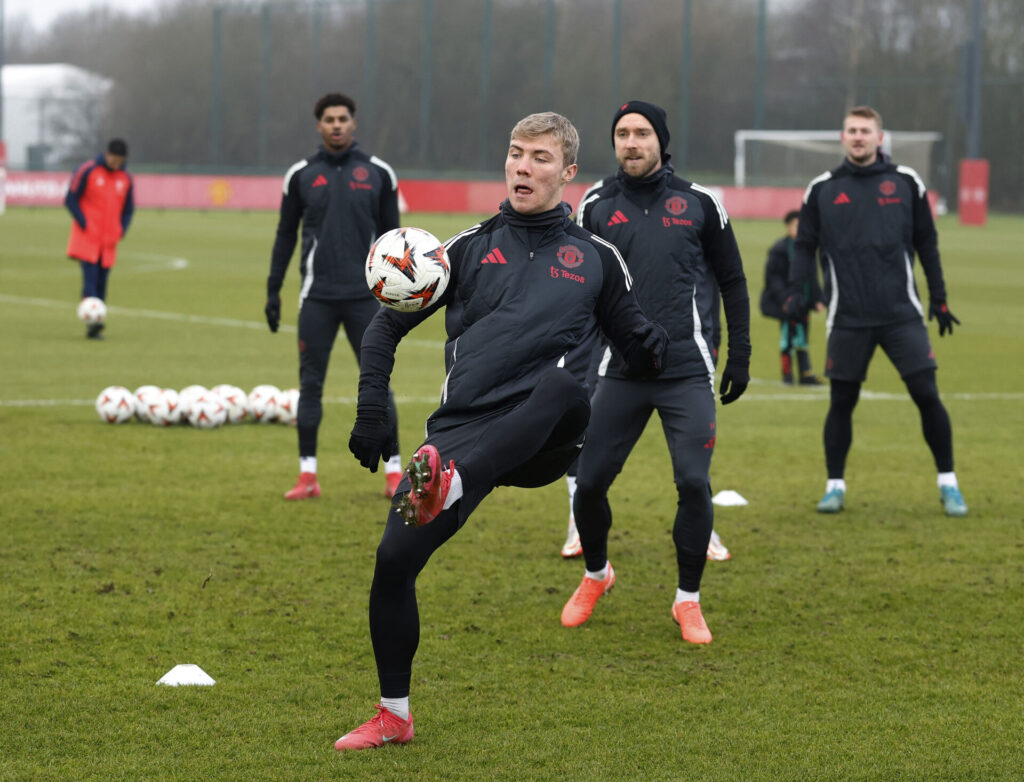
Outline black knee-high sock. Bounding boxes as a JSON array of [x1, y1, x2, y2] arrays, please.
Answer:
[[673, 479, 713, 592], [824, 380, 861, 479], [905, 369, 954, 472]]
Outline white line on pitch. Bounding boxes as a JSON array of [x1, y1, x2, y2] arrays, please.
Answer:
[[3, 391, 1022, 408], [0, 294, 444, 347]]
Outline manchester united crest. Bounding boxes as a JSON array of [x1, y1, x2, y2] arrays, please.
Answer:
[[353, 166, 370, 182], [665, 196, 688, 215], [557, 244, 584, 269], [879, 179, 897, 197]]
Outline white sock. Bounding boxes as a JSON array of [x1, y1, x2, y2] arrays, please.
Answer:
[[937, 472, 958, 489], [442, 469, 463, 510], [380, 696, 409, 721], [676, 589, 699, 604], [566, 476, 578, 532], [826, 478, 846, 493], [300, 456, 317, 475], [385, 454, 403, 474], [585, 561, 609, 582]]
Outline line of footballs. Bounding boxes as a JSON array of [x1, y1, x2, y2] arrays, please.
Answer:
[[95, 384, 299, 428]]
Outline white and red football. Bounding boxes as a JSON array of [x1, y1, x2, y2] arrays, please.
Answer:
[[365, 227, 450, 312]]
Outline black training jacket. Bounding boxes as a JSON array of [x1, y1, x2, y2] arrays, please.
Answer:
[[356, 201, 662, 433], [761, 235, 822, 321], [576, 165, 750, 380], [266, 143, 399, 303], [790, 153, 946, 330]]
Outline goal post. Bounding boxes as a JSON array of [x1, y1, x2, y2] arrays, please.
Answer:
[[734, 129, 943, 190]]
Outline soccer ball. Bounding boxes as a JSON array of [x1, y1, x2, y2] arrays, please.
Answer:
[[248, 384, 281, 423], [365, 226, 450, 312], [95, 385, 135, 423], [133, 385, 163, 422], [178, 385, 208, 421], [77, 297, 107, 325], [211, 384, 250, 423], [148, 388, 183, 427], [188, 391, 227, 429], [276, 388, 300, 426]]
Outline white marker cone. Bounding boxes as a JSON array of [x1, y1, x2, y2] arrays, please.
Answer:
[[711, 490, 748, 507], [157, 664, 216, 686]]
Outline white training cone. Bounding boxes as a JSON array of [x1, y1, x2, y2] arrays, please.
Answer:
[[712, 490, 748, 507], [157, 664, 216, 686]]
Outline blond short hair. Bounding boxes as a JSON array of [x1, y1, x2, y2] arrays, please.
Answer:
[[845, 105, 883, 130], [510, 112, 579, 168]]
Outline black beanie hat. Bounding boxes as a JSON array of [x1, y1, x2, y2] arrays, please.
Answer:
[[611, 100, 671, 163], [107, 138, 128, 156]]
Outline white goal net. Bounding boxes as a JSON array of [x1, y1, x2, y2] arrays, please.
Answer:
[[734, 130, 943, 190]]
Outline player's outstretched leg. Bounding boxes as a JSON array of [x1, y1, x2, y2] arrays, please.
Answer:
[[334, 704, 414, 751]]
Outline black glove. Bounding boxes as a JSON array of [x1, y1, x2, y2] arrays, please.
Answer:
[[718, 361, 749, 405], [928, 300, 960, 337], [348, 408, 391, 473], [781, 290, 807, 319], [623, 322, 669, 378], [264, 295, 281, 333]]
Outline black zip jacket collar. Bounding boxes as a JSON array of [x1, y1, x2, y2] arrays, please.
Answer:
[[317, 142, 360, 166], [840, 151, 892, 178], [616, 164, 675, 210], [499, 200, 572, 256]]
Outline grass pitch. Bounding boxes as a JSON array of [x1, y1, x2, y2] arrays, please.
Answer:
[[1, 207, 1022, 781]]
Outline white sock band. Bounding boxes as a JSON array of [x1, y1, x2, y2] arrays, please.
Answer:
[[442, 469, 463, 511], [585, 561, 609, 582], [300, 456, 317, 474], [676, 589, 699, 604], [380, 696, 409, 721]]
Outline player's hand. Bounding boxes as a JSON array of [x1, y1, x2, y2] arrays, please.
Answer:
[[928, 300, 960, 337], [718, 361, 749, 405], [640, 322, 669, 373], [624, 322, 669, 377], [264, 296, 281, 333], [782, 290, 807, 319], [348, 408, 391, 473]]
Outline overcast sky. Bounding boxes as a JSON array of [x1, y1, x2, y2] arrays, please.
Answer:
[[5, 0, 159, 32]]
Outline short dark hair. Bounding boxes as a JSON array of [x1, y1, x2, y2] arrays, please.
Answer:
[[107, 138, 128, 156], [783, 209, 800, 224], [314, 93, 356, 120]]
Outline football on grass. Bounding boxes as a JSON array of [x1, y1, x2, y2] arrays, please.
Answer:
[[365, 227, 450, 312], [77, 297, 106, 324], [95, 385, 135, 424]]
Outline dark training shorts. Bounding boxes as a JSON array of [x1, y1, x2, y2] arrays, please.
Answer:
[[825, 320, 937, 382]]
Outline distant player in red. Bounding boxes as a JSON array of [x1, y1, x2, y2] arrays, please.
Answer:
[[65, 138, 134, 339]]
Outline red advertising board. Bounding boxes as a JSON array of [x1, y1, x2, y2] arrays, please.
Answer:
[[0, 141, 7, 215], [2, 171, 938, 221], [958, 159, 989, 226]]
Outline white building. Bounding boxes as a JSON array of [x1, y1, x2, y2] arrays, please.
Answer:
[[1, 63, 113, 170]]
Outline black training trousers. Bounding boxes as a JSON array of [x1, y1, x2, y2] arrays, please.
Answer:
[[296, 296, 399, 459], [369, 367, 590, 697], [574, 375, 717, 593]]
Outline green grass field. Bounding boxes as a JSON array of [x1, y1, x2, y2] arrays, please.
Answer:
[[1, 207, 1022, 781]]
